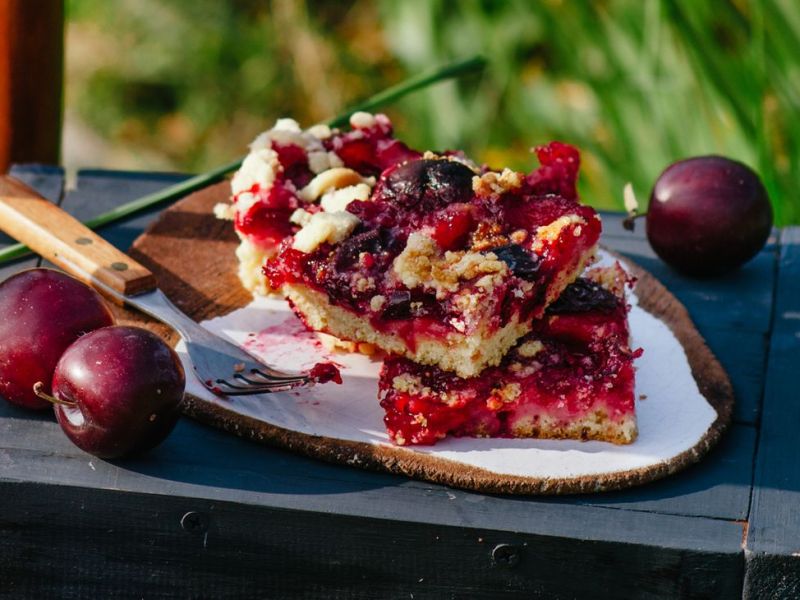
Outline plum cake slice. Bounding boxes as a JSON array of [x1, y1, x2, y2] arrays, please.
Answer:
[[264, 137, 600, 377], [378, 263, 642, 446]]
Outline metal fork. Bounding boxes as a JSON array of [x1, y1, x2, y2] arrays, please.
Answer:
[[0, 175, 312, 396], [110, 287, 310, 395]]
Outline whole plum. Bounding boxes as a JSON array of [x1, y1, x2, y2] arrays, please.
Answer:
[[0, 269, 114, 409], [646, 156, 772, 276], [46, 326, 185, 459]]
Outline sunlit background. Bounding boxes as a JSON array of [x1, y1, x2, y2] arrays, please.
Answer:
[[63, 0, 800, 223]]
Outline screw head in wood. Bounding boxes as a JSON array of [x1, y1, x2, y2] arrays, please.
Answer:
[[491, 543, 521, 568], [181, 511, 209, 533]]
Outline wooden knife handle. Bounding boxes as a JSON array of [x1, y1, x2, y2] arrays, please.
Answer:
[[0, 175, 157, 297]]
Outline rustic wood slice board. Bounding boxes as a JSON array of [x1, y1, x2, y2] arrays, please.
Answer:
[[122, 181, 734, 495]]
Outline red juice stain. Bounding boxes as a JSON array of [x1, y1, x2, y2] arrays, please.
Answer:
[[242, 315, 344, 374]]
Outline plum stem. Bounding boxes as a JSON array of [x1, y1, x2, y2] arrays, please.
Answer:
[[622, 182, 647, 231], [622, 211, 647, 232], [32, 381, 76, 407]]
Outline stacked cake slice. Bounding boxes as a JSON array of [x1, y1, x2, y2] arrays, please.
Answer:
[[379, 264, 641, 445], [217, 113, 640, 446]]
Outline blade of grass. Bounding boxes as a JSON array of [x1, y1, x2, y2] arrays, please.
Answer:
[[0, 55, 486, 264]]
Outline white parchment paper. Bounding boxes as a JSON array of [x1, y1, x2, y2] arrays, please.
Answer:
[[176, 251, 718, 480]]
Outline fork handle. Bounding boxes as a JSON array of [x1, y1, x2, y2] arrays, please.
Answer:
[[0, 175, 157, 297]]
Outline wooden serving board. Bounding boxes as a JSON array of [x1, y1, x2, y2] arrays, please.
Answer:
[[121, 182, 734, 495]]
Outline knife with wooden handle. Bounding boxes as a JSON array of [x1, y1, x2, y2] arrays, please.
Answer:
[[0, 175, 157, 298]]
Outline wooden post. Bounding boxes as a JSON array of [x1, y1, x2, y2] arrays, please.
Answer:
[[0, 0, 64, 172]]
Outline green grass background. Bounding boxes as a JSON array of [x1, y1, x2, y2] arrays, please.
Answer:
[[65, 0, 800, 223]]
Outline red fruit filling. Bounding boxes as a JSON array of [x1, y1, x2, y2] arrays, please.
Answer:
[[309, 362, 342, 385], [431, 205, 474, 251], [378, 276, 642, 446], [234, 182, 300, 247], [324, 114, 421, 176], [526, 141, 580, 200]]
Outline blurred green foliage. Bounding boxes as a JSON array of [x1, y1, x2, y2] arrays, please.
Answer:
[[66, 0, 800, 223]]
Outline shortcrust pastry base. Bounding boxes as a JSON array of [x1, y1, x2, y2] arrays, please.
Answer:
[[284, 283, 529, 378], [505, 408, 637, 445], [235, 237, 274, 296]]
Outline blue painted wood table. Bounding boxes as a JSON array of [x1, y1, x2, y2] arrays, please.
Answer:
[[0, 165, 797, 599]]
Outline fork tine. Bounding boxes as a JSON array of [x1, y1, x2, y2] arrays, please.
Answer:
[[233, 373, 264, 385], [216, 378, 306, 390], [250, 368, 308, 382], [251, 365, 311, 379], [214, 383, 298, 395], [216, 379, 260, 390], [204, 365, 311, 397], [213, 376, 308, 395], [234, 372, 307, 385]]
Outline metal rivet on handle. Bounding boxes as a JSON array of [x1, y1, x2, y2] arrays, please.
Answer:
[[491, 543, 521, 568], [75, 237, 92, 245], [180, 511, 209, 534], [110, 262, 128, 271]]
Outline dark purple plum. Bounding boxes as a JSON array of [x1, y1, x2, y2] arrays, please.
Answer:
[[381, 290, 413, 319], [377, 158, 475, 211], [491, 244, 541, 281], [646, 156, 773, 276], [547, 278, 620, 314], [0, 269, 114, 410], [47, 326, 185, 459]]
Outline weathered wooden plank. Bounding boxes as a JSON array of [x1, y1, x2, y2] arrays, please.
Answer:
[[0, 480, 744, 599], [578, 423, 755, 520], [0, 386, 755, 527], [698, 328, 766, 425], [62, 169, 190, 218], [744, 226, 800, 598], [60, 169, 191, 252]]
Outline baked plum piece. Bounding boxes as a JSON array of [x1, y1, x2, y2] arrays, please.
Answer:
[[378, 264, 641, 446], [265, 141, 601, 377]]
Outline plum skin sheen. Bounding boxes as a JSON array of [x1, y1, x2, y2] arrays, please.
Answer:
[[646, 156, 773, 276], [0, 269, 114, 409], [52, 326, 186, 459]]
